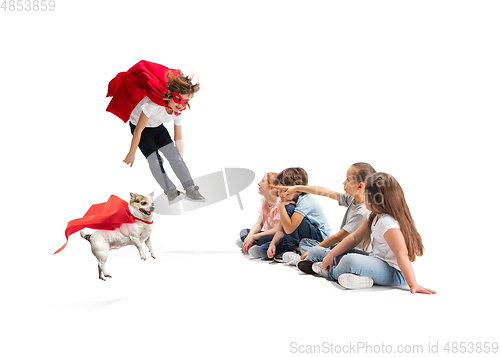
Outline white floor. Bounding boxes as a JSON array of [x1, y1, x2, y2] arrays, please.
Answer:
[[3, 217, 497, 357]]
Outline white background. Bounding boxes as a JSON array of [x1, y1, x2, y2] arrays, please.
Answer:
[[1, 1, 499, 356]]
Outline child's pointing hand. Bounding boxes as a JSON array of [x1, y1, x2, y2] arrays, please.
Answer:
[[271, 185, 297, 195]]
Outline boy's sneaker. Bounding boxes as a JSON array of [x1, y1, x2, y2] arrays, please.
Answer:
[[283, 252, 301, 266], [312, 262, 330, 279], [185, 186, 205, 202], [273, 252, 286, 263], [167, 186, 185, 204], [338, 274, 374, 289], [248, 245, 262, 259], [297, 260, 314, 274], [236, 239, 243, 248]]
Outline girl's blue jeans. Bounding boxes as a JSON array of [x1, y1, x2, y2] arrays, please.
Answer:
[[300, 240, 367, 265], [328, 253, 407, 286]]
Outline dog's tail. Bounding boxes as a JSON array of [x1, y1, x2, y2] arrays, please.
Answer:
[[80, 230, 92, 242]]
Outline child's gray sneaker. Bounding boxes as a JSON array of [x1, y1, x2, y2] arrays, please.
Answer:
[[185, 186, 205, 202], [248, 245, 262, 259], [167, 186, 185, 204]]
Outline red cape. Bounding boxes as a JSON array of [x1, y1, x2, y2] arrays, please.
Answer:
[[106, 60, 180, 123], [54, 195, 136, 254]]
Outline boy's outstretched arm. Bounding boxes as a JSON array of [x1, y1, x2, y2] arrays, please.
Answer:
[[273, 185, 340, 201]]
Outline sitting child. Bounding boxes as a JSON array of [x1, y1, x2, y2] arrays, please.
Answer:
[[260, 167, 331, 261], [320, 172, 436, 294], [237, 172, 283, 258]]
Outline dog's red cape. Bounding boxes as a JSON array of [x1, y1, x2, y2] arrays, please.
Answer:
[[106, 60, 180, 123], [54, 195, 136, 255]]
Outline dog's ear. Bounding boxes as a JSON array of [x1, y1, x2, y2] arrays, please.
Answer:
[[149, 192, 154, 199], [130, 192, 137, 200]]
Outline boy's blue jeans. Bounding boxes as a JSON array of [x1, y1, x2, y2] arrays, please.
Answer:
[[259, 203, 324, 260], [239, 229, 274, 246]]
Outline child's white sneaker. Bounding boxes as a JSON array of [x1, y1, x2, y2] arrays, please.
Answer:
[[338, 273, 374, 289], [248, 245, 262, 259], [312, 262, 330, 279], [235, 239, 243, 248], [283, 252, 301, 266]]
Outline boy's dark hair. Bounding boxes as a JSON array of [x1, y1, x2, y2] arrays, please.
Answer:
[[278, 167, 309, 200]]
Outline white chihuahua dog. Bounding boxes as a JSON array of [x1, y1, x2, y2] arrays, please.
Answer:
[[80, 192, 155, 280]]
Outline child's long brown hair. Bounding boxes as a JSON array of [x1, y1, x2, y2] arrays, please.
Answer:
[[362, 172, 424, 261]]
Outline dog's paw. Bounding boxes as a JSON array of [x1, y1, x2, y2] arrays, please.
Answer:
[[151, 253, 156, 259], [141, 255, 147, 261], [105, 274, 112, 278], [99, 276, 106, 281]]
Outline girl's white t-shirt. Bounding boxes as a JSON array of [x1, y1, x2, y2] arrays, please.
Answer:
[[129, 96, 183, 128], [369, 214, 401, 271]]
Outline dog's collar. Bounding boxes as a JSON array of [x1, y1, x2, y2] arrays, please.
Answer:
[[134, 217, 153, 225]]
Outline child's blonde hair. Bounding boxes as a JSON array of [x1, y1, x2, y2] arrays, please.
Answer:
[[267, 172, 280, 197], [362, 172, 424, 261], [267, 172, 280, 186]]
